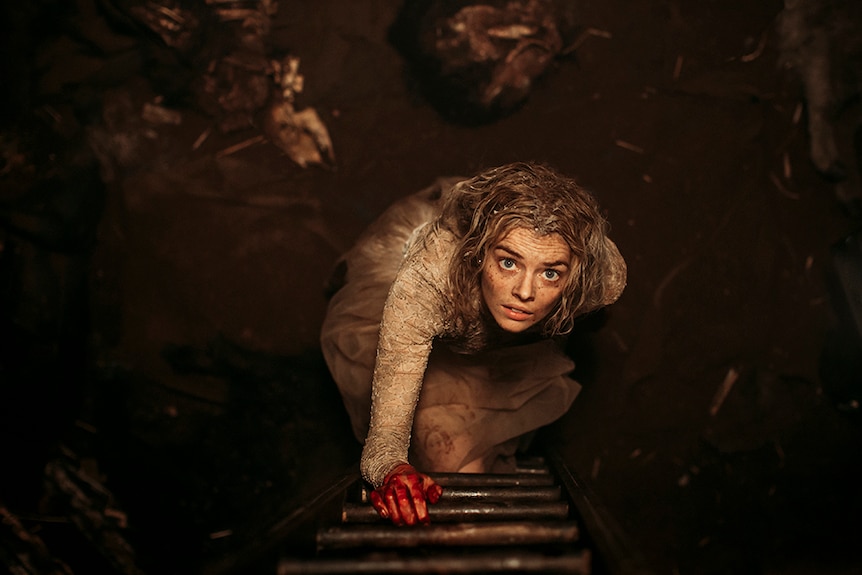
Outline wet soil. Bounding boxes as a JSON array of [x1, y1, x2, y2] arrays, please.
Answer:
[[2, 1, 862, 574]]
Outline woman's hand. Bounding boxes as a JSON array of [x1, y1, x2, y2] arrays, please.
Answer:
[[369, 463, 443, 526]]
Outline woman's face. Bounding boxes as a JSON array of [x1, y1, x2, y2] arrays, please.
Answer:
[[480, 227, 573, 333]]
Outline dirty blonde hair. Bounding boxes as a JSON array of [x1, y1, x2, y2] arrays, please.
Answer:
[[437, 161, 615, 336]]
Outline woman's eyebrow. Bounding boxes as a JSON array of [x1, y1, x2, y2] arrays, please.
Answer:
[[545, 259, 570, 269], [494, 244, 570, 268], [494, 244, 523, 259]]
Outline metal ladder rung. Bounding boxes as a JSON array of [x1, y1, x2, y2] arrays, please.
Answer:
[[342, 501, 570, 523], [317, 520, 581, 550], [514, 455, 550, 468], [515, 461, 552, 475], [429, 472, 556, 487], [359, 485, 562, 503], [278, 549, 592, 574]]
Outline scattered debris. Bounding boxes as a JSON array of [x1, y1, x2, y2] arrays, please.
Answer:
[[262, 56, 336, 168], [216, 134, 266, 158], [43, 449, 145, 575], [709, 367, 740, 417], [263, 99, 335, 168], [560, 26, 612, 56], [192, 127, 212, 150], [199, 54, 272, 133], [673, 54, 684, 81], [614, 139, 644, 154], [118, 0, 202, 53], [769, 172, 801, 200], [776, 0, 862, 182], [0, 133, 30, 178], [390, 0, 579, 124], [141, 100, 182, 125], [271, 54, 304, 102], [740, 30, 769, 62], [782, 151, 792, 180], [0, 503, 74, 575], [100, 0, 335, 168]]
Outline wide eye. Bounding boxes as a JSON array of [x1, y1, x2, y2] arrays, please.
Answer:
[[499, 258, 516, 270], [543, 269, 561, 281]]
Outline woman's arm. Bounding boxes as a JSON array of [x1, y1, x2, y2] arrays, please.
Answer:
[[360, 230, 452, 524], [360, 263, 441, 485]]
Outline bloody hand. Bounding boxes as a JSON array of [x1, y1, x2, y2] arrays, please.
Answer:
[[369, 463, 443, 526]]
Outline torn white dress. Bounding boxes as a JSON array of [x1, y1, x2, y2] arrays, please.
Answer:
[[320, 177, 623, 487]]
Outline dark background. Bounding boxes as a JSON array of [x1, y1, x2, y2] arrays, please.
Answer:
[[1, 1, 861, 574]]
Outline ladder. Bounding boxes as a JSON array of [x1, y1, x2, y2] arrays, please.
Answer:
[[273, 449, 651, 575]]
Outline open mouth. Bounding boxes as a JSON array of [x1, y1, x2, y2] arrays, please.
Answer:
[[503, 305, 532, 320]]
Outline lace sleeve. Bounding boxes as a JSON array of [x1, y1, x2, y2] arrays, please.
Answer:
[[360, 231, 451, 487]]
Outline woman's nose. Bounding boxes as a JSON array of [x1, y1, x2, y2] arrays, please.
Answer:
[[513, 274, 535, 301]]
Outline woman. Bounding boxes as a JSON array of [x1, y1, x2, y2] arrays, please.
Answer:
[[320, 161, 626, 526]]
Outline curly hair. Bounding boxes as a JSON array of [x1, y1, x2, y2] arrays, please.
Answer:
[[436, 161, 615, 336]]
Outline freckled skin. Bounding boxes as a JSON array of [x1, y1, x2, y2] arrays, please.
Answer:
[[481, 227, 573, 333]]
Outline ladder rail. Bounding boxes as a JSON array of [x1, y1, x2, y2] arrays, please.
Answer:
[[544, 448, 655, 575]]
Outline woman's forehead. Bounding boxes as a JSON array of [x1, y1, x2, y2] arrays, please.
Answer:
[[493, 227, 572, 260]]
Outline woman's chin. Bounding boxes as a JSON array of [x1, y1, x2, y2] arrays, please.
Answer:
[[494, 317, 535, 333]]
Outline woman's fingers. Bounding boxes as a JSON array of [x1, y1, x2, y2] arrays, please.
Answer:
[[372, 464, 444, 526], [369, 489, 389, 519], [426, 480, 443, 504], [395, 479, 419, 525], [406, 474, 430, 524], [421, 473, 442, 504], [384, 484, 406, 525]]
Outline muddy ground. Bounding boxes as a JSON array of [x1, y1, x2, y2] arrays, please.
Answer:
[[2, 1, 862, 574]]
